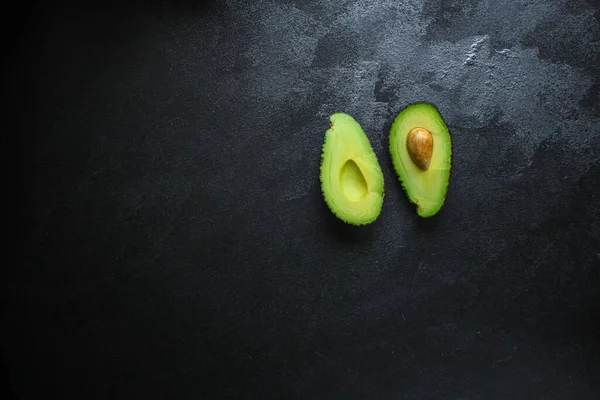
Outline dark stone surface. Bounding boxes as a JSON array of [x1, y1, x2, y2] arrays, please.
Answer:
[[5, 0, 600, 398]]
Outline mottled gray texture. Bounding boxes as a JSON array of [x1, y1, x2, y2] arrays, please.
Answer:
[[6, 0, 600, 399], [234, 0, 600, 264]]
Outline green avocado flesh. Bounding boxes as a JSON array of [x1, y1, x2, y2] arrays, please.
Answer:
[[389, 102, 452, 218], [320, 113, 384, 225]]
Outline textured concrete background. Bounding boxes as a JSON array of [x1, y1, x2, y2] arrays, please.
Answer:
[[6, 0, 600, 398]]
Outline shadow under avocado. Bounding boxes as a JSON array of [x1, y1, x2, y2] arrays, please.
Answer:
[[315, 184, 377, 244], [414, 211, 443, 232]]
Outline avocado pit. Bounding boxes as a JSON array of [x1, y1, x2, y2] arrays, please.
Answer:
[[407, 127, 433, 170]]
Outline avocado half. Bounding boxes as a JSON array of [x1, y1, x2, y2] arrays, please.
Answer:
[[389, 102, 452, 218], [320, 113, 384, 225]]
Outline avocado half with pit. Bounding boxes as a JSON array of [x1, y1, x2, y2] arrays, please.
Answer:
[[389, 102, 452, 218], [320, 113, 384, 225]]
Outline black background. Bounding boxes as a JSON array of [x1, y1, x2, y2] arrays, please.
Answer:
[[4, 0, 600, 398]]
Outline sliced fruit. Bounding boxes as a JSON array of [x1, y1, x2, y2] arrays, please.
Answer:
[[389, 102, 452, 217], [320, 113, 384, 225]]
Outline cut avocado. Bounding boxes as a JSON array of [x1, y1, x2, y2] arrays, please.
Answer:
[[320, 113, 384, 225], [389, 102, 452, 218]]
